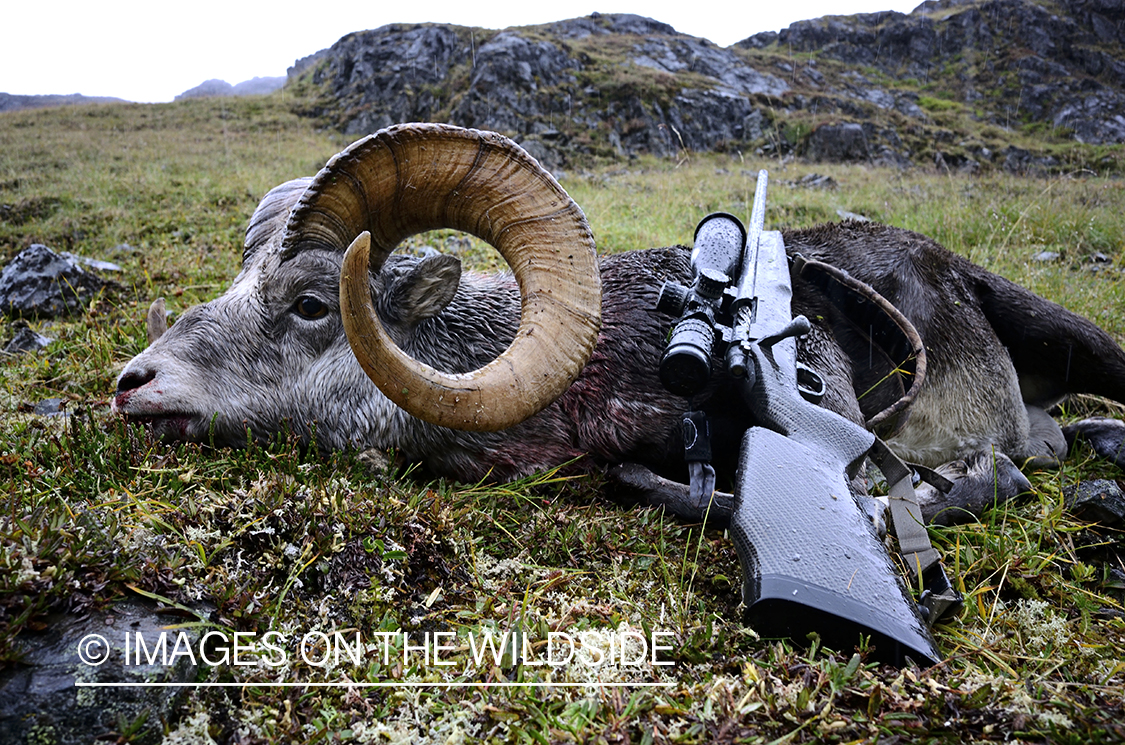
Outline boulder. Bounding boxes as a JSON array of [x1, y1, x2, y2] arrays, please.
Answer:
[[805, 122, 871, 162], [0, 244, 117, 318], [0, 601, 202, 745], [1001, 145, 1061, 174], [2, 320, 53, 355], [1064, 480, 1125, 525]]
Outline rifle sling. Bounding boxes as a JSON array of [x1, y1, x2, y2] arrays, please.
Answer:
[[868, 437, 962, 625], [868, 437, 939, 575]]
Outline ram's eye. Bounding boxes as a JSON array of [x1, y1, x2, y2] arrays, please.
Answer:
[[293, 296, 328, 319]]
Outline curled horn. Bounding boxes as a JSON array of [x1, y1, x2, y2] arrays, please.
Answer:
[[282, 123, 602, 432]]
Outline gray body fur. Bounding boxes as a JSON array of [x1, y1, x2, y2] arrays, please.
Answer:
[[115, 180, 1125, 521]]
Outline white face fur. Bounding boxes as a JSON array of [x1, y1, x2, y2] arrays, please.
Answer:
[[112, 248, 408, 451]]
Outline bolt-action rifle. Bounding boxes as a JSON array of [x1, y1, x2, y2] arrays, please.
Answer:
[[656, 172, 960, 666]]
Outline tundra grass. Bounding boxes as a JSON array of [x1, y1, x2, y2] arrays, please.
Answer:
[[2, 98, 1124, 743]]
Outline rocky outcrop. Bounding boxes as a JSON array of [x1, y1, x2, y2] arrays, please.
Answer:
[[2, 320, 53, 355], [746, 0, 1125, 146], [291, 14, 788, 167], [287, 3, 1125, 169]]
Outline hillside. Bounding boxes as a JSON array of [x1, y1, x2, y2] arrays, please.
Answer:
[[2, 70, 1125, 745], [0, 92, 127, 113], [287, 1, 1124, 173]]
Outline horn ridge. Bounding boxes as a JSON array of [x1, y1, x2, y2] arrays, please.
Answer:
[[302, 123, 602, 432]]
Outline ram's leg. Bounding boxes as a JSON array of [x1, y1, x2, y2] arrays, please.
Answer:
[[608, 462, 887, 536], [608, 463, 733, 526], [1019, 405, 1069, 469], [1062, 417, 1125, 469], [914, 450, 1031, 526]]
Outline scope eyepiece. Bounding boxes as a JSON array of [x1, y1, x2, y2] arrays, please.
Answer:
[[660, 316, 715, 397]]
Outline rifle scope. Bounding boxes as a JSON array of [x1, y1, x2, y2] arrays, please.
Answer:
[[658, 213, 747, 397]]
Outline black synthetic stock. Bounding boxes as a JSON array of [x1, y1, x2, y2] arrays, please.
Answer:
[[732, 427, 942, 667]]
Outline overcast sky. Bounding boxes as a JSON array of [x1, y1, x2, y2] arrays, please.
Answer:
[[3, 0, 924, 103]]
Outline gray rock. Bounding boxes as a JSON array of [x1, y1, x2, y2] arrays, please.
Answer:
[[863, 87, 897, 110], [1002, 145, 1061, 174], [60, 252, 122, 272], [1052, 90, 1125, 145], [806, 122, 871, 162], [737, 31, 779, 49], [3, 320, 53, 354], [33, 398, 69, 416], [0, 244, 118, 318], [792, 173, 838, 189], [517, 138, 563, 172], [1063, 479, 1125, 525], [0, 601, 202, 745], [626, 37, 788, 98], [1033, 250, 1061, 262], [547, 13, 678, 39]]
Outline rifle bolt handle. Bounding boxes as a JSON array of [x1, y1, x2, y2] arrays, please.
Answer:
[[727, 346, 750, 380]]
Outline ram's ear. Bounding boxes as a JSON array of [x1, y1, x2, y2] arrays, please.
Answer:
[[146, 297, 168, 345], [387, 254, 462, 327]]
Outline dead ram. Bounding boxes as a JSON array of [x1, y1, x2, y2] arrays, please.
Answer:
[[114, 124, 1125, 525]]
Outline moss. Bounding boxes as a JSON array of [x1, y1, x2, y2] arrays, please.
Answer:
[[918, 95, 963, 113], [3, 98, 1125, 743]]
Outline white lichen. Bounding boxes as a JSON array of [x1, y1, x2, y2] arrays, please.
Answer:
[[161, 710, 218, 745]]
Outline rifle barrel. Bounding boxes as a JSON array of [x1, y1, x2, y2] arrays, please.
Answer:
[[734, 170, 769, 307]]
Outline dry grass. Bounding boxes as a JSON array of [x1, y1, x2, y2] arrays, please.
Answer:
[[2, 97, 1124, 743]]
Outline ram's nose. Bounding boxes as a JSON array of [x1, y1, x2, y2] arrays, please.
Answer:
[[112, 367, 157, 413]]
